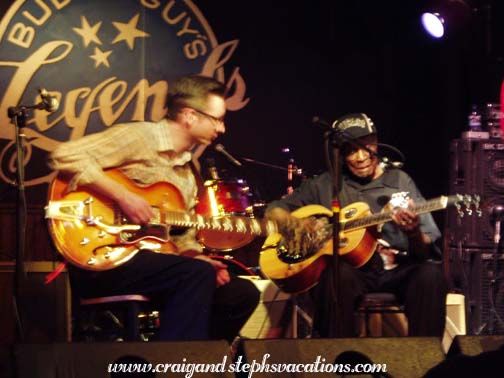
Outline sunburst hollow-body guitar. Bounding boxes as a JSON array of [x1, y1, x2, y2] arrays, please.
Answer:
[[45, 169, 275, 271]]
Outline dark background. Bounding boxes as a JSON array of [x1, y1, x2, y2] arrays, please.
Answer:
[[1, 0, 504, 222], [195, 0, 504, 207], [187, 1, 504, 241]]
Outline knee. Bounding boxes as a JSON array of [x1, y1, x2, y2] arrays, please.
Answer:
[[415, 262, 443, 280], [413, 263, 447, 290], [189, 258, 217, 286], [222, 278, 261, 315], [338, 261, 362, 287], [238, 279, 261, 309], [248, 281, 261, 307]]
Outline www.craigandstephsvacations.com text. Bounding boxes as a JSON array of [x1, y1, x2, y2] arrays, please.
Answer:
[[107, 354, 388, 377]]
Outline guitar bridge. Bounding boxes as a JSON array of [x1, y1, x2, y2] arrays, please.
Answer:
[[276, 241, 305, 263]]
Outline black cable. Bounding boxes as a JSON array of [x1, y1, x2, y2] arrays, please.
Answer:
[[377, 142, 406, 163]]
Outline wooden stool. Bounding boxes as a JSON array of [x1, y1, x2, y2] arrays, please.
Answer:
[[357, 292, 408, 337], [77, 294, 153, 341]]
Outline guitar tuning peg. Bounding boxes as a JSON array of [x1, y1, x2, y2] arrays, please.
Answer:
[[454, 194, 464, 218], [463, 194, 473, 216], [473, 194, 482, 217]]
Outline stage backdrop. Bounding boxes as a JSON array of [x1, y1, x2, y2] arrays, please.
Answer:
[[0, 0, 250, 204], [1, 0, 504, 259]]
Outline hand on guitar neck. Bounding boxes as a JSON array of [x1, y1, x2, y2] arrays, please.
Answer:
[[389, 199, 419, 233], [386, 197, 432, 258]]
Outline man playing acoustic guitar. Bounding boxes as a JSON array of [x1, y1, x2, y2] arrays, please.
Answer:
[[265, 113, 448, 338], [48, 75, 259, 341]]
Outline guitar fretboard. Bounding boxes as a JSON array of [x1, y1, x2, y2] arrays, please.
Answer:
[[163, 211, 276, 237], [341, 196, 450, 232]]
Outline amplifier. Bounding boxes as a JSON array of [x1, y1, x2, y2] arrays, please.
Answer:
[[447, 139, 504, 248], [447, 247, 504, 335]]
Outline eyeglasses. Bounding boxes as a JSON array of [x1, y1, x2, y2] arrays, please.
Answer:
[[190, 107, 225, 125]]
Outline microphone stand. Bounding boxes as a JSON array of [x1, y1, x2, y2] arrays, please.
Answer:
[[240, 157, 291, 172], [325, 129, 343, 337], [240, 156, 304, 195], [324, 128, 382, 337], [7, 101, 47, 342]]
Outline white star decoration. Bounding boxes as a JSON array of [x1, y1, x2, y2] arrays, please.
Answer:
[[112, 13, 150, 50], [73, 16, 102, 47], [73, 13, 150, 69], [90, 47, 112, 68]]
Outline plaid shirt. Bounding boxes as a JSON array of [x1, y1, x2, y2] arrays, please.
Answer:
[[49, 118, 203, 253]]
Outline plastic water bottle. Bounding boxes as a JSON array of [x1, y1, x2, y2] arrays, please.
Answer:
[[468, 105, 482, 131]]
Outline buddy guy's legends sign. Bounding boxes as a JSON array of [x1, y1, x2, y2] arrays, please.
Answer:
[[0, 0, 249, 199]]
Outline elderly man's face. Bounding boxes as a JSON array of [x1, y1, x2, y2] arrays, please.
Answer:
[[342, 135, 380, 179]]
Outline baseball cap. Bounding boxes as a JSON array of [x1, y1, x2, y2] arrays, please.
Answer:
[[333, 113, 376, 139]]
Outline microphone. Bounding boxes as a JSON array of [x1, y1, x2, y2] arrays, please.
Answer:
[[312, 116, 332, 129], [214, 144, 242, 167], [38, 88, 59, 112], [206, 158, 220, 180]]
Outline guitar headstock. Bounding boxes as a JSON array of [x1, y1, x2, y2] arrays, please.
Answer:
[[451, 194, 482, 218]]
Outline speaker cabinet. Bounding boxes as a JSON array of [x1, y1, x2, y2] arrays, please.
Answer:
[[448, 335, 504, 357], [426, 335, 503, 378], [447, 139, 504, 248], [241, 338, 445, 378], [14, 341, 233, 378], [447, 247, 504, 335]]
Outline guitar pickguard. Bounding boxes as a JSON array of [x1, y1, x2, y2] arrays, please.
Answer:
[[119, 223, 170, 243]]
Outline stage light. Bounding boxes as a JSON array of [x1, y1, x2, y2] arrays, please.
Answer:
[[421, 0, 471, 39], [421, 12, 445, 38]]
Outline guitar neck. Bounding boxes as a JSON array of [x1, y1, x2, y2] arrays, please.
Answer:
[[46, 199, 276, 238], [342, 195, 450, 232], [164, 211, 276, 237]]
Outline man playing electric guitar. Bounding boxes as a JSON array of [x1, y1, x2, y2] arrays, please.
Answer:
[[48, 75, 259, 342], [265, 113, 448, 338]]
